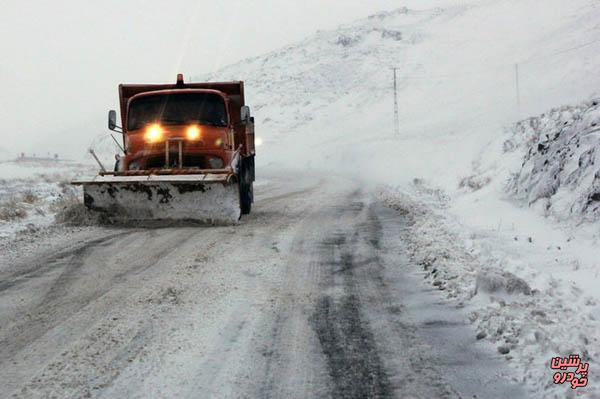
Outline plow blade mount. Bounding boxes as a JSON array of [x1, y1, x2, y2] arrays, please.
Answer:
[[73, 174, 240, 224]]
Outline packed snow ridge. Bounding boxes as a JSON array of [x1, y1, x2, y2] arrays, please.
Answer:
[[506, 99, 600, 223]]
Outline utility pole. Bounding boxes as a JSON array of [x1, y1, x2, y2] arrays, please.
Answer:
[[515, 63, 521, 118], [392, 67, 400, 136]]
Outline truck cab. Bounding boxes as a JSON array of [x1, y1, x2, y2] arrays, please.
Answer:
[[111, 75, 255, 176]]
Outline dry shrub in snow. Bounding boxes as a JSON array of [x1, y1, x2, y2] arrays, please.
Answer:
[[0, 199, 27, 221], [21, 190, 38, 204], [459, 174, 491, 191]]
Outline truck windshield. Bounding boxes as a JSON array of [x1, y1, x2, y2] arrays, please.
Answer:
[[127, 93, 228, 130]]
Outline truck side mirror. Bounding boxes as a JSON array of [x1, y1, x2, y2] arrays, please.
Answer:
[[108, 110, 117, 130], [240, 106, 251, 123]]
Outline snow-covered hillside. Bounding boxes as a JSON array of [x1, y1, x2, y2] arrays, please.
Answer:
[[203, 0, 600, 189]]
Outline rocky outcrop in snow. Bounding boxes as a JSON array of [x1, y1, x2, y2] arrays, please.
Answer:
[[506, 100, 600, 223]]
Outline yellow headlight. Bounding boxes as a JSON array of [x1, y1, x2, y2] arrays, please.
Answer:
[[186, 125, 201, 140], [145, 124, 163, 143]]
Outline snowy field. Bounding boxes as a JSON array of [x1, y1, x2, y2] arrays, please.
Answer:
[[0, 158, 95, 240]]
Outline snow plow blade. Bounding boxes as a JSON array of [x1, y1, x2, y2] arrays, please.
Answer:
[[72, 173, 240, 224]]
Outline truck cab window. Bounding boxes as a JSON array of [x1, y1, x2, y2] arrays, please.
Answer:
[[128, 93, 228, 130]]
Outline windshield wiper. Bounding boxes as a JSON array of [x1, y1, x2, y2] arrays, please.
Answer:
[[160, 119, 185, 125], [196, 119, 226, 127]]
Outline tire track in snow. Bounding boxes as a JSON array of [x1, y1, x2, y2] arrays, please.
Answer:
[[0, 229, 198, 387], [310, 198, 393, 399], [0, 233, 126, 293]]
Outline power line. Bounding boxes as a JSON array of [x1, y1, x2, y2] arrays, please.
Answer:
[[387, 38, 600, 127], [388, 37, 600, 81], [520, 37, 600, 65]]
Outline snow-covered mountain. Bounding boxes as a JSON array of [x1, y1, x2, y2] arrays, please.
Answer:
[[202, 0, 600, 190]]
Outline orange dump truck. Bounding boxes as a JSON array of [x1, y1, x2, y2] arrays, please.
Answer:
[[73, 74, 255, 223]]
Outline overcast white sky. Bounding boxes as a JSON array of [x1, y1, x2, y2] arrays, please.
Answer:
[[1, 0, 461, 158]]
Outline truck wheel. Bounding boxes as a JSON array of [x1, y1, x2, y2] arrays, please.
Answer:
[[240, 182, 252, 215], [239, 161, 252, 215]]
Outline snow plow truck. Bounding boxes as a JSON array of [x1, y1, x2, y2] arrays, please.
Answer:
[[73, 74, 255, 224]]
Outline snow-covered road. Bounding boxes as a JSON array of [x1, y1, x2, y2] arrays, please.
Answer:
[[0, 175, 525, 398]]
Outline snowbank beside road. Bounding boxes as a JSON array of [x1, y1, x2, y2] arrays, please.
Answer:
[[380, 182, 600, 398], [409, 98, 600, 397]]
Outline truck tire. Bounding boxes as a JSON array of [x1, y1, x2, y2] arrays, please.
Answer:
[[240, 182, 252, 215], [239, 159, 252, 215]]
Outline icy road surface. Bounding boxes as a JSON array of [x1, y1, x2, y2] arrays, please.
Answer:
[[0, 175, 526, 399]]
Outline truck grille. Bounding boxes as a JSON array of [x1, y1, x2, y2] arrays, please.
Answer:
[[145, 155, 222, 169]]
